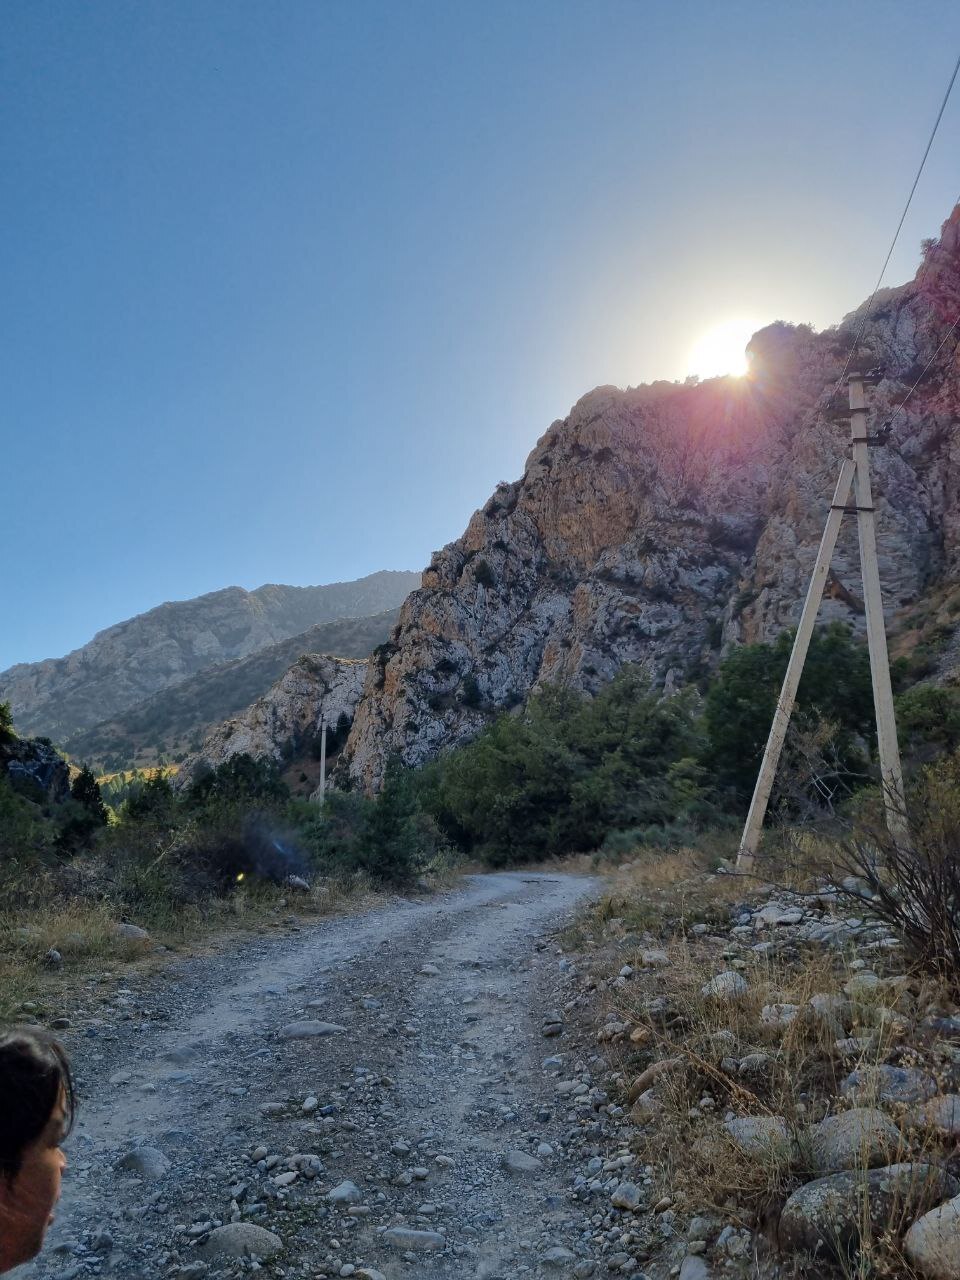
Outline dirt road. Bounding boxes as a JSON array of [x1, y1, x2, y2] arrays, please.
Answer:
[[19, 871, 614, 1280]]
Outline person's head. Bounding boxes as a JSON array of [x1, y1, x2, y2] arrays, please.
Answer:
[[0, 1028, 74, 1272]]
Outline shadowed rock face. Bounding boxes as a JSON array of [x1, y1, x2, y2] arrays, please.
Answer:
[[342, 204, 960, 792], [0, 735, 70, 802]]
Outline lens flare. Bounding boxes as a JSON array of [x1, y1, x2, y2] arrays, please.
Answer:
[[687, 317, 761, 379]]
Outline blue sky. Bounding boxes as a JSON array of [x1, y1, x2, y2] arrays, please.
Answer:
[[2, 1, 959, 670]]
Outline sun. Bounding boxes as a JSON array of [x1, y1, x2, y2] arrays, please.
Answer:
[[687, 317, 760, 379]]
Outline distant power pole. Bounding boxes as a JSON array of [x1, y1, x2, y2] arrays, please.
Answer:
[[736, 367, 907, 873], [318, 715, 327, 808]]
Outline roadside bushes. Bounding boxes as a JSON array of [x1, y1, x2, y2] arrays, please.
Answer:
[[303, 759, 442, 887], [827, 751, 960, 990], [417, 669, 717, 865]]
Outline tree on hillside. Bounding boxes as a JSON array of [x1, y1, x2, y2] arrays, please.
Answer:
[[0, 702, 14, 744], [703, 623, 874, 807], [55, 764, 110, 853], [70, 766, 109, 825], [186, 754, 288, 810]]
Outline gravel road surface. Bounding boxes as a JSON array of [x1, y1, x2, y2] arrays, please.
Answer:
[[17, 871, 609, 1280]]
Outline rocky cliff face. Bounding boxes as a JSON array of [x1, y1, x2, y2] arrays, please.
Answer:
[[341, 205, 960, 791], [1, 735, 71, 803], [1, 571, 419, 744], [177, 654, 367, 787]]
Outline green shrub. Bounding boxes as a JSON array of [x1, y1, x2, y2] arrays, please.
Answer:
[[895, 683, 960, 759], [0, 702, 14, 744], [184, 754, 288, 812], [703, 623, 873, 806], [473, 558, 496, 588], [419, 669, 711, 866], [304, 760, 437, 886]]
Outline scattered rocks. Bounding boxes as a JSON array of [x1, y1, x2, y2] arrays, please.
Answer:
[[841, 1065, 938, 1106]]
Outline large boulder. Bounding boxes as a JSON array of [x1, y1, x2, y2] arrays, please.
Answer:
[[724, 1115, 791, 1156], [841, 1065, 938, 1107], [809, 1108, 904, 1173], [905, 1193, 960, 1279], [779, 1163, 958, 1259], [910, 1095, 960, 1138], [198, 1223, 282, 1260]]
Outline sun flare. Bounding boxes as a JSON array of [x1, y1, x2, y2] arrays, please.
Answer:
[[687, 318, 760, 379]]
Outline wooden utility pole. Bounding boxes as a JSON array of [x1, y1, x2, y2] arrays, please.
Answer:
[[736, 369, 906, 873], [317, 714, 327, 808]]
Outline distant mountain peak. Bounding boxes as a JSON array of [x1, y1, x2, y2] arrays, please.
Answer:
[[0, 570, 420, 744]]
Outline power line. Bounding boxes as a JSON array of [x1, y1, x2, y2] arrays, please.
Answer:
[[833, 48, 960, 395], [876, 311, 960, 438]]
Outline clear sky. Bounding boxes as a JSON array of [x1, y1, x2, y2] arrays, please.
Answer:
[[2, 1, 959, 671]]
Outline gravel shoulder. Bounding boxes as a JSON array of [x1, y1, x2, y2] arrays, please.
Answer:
[[17, 871, 606, 1280]]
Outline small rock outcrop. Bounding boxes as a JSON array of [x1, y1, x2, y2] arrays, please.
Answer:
[[176, 654, 367, 787], [0, 733, 70, 802]]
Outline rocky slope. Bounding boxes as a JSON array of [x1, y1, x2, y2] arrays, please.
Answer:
[[0, 732, 70, 803], [341, 204, 960, 790], [0, 571, 419, 746], [66, 608, 401, 772], [176, 653, 368, 790]]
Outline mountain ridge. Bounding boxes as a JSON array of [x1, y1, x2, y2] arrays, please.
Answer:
[[65, 608, 403, 772], [1, 571, 419, 744]]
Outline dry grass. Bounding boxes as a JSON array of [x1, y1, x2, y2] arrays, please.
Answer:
[[0, 871, 380, 1022], [562, 845, 751, 948], [571, 847, 960, 1276]]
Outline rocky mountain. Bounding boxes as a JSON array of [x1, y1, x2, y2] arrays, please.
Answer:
[[0, 571, 419, 746], [340, 204, 960, 790], [176, 654, 368, 795], [66, 608, 402, 773]]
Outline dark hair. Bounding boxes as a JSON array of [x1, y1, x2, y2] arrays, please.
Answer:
[[0, 1028, 75, 1179]]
